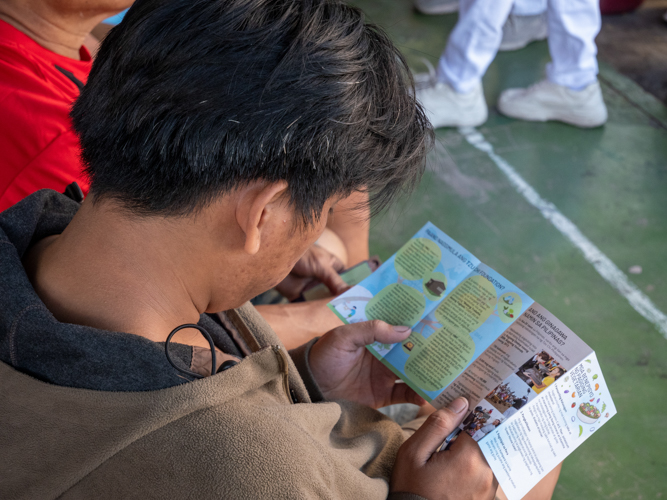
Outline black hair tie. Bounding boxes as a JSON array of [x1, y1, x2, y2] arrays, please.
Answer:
[[165, 323, 217, 378]]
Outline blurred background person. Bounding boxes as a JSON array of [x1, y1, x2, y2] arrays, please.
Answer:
[[414, 0, 549, 52], [0, 0, 133, 211], [415, 0, 607, 129]]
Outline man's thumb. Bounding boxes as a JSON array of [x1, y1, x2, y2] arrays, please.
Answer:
[[403, 398, 469, 464]]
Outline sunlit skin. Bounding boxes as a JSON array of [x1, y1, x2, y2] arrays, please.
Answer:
[[23, 180, 333, 348]]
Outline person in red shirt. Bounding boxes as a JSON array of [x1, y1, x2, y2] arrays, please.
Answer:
[[0, 0, 131, 211], [0, 0, 366, 331]]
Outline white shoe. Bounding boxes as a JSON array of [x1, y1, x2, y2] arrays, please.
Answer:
[[499, 13, 548, 52], [414, 0, 458, 15], [413, 58, 438, 91], [497, 79, 608, 128], [415, 73, 488, 128]]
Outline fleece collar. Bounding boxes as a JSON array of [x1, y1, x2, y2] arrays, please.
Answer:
[[0, 190, 218, 391]]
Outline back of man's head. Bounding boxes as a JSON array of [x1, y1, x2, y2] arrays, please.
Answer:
[[71, 0, 432, 223]]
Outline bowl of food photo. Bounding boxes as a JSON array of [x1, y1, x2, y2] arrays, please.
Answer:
[[577, 402, 601, 424]]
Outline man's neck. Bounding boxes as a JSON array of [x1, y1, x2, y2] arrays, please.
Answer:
[[0, 2, 116, 59], [23, 200, 227, 348]]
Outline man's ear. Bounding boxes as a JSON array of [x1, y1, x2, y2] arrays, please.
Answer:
[[236, 180, 289, 255]]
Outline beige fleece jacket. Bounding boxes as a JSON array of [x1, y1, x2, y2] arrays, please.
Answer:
[[0, 303, 427, 500]]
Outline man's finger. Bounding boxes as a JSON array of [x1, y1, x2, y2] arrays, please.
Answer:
[[330, 256, 345, 273], [402, 398, 469, 464], [314, 263, 349, 295], [334, 320, 412, 350]]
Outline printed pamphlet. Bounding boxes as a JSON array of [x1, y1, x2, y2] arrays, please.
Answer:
[[328, 222, 617, 500]]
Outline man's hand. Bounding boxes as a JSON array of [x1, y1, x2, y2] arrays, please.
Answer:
[[391, 398, 498, 500], [275, 244, 347, 301], [309, 320, 425, 408]]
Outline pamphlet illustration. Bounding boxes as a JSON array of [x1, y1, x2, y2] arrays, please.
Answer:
[[477, 350, 616, 500], [329, 222, 533, 402], [328, 222, 617, 500]]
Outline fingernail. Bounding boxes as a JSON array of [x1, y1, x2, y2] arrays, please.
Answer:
[[393, 325, 411, 333], [448, 397, 467, 414]]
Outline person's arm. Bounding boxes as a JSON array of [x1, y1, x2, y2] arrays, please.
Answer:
[[273, 190, 371, 301], [274, 241, 348, 301], [390, 400, 498, 500], [291, 318, 496, 498], [255, 298, 343, 350], [285, 320, 561, 499]]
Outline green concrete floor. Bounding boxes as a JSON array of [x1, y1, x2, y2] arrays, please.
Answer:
[[351, 2, 667, 498]]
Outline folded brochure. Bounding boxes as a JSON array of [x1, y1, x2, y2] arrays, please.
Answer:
[[328, 222, 617, 500]]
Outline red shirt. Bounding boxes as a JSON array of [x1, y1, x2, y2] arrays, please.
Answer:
[[0, 20, 91, 212]]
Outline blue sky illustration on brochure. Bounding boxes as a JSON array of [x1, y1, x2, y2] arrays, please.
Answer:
[[330, 223, 477, 323]]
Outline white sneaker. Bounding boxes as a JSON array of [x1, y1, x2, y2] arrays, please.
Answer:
[[414, 0, 458, 15], [499, 13, 548, 52], [413, 58, 437, 91], [497, 79, 608, 128], [415, 74, 488, 128]]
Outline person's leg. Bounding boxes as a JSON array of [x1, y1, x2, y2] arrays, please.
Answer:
[[499, 0, 548, 52], [496, 0, 607, 127], [414, 0, 512, 128], [512, 0, 547, 16], [324, 190, 370, 267], [438, 0, 514, 93], [545, 0, 600, 89], [414, 0, 459, 16], [496, 462, 562, 500]]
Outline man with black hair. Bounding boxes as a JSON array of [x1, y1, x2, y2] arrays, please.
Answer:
[[0, 1, 502, 498], [0, 0, 370, 321]]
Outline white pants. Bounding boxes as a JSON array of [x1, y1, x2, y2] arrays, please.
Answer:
[[513, 0, 547, 16], [437, 0, 601, 93]]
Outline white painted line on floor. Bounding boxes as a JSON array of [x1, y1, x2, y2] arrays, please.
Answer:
[[458, 126, 667, 339]]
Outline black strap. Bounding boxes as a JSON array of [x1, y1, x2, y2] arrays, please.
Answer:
[[165, 324, 217, 379], [63, 182, 84, 203], [54, 64, 84, 92]]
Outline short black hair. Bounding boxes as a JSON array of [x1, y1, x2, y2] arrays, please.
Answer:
[[72, 0, 432, 223]]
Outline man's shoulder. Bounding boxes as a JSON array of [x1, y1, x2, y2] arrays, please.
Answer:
[[53, 395, 397, 499]]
